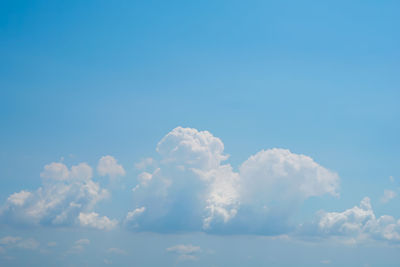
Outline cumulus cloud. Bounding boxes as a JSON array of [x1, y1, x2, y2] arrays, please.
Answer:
[[127, 127, 340, 235], [0, 161, 110, 228], [381, 190, 396, 203], [78, 212, 117, 230], [303, 197, 400, 244], [97, 156, 126, 179], [166, 244, 201, 261]]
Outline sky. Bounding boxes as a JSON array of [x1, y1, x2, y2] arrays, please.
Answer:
[[1, 0, 400, 266]]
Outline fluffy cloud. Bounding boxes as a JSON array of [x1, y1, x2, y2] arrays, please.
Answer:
[[0, 161, 111, 228], [79, 212, 117, 230], [304, 197, 400, 244], [127, 127, 340, 235], [97, 156, 126, 179]]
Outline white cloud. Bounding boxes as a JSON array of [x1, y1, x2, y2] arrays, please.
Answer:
[[389, 176, 394, 182], [321, 259, 331, 264], [166, 244, 201, 261], [0, 162, 109, 227], [307, 197, 400, 244], [7, 191, 33, 206], [127, 127, 340, 235], [41, 162, 69, 181], [97, 155, 125, 179], [381, 190, 396, 203], [156, 126, 228, 170], [125, 207, 146, 225], [78, 212, 117, 230]]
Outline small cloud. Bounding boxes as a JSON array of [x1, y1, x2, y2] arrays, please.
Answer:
[[104, 259, 112, 265], [0, 236, 22, 245], [97, 155, 125, 179], [47, 242, 57, 247], [166, 244, 201, 261], [107, 247, 127, 255], [69, 239, 90, 253], [134, 158, 155, 170], [389, 176, 395, 183], [16, 238, 39, 250], [381, 190, 396, 203], [125, 207, 146, 225], [75, 239, 90, 246], [321, 259, 331, 264], [78, 212, 118, 230]]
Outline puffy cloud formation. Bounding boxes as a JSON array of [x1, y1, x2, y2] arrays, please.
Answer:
[[0, 161, 112, 228], [97, 155, 126, 179], [78, 212, 117, 230], [306, 197, 400, 244], [127, 127, 340, 235]]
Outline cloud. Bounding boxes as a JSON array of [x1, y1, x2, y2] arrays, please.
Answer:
[[97, 156, 126, 179], [303, 197, 400, 244], [0, 161, 109, 228], [0, 236, 22, 245], [166, 244, 201, 261], [15, 238, 39, 250], [134, 158, 155, 170], [127, 127, 340, 235], [41, 162, 69, 181], [70, 239, 90, 253], [107, 247, 127, 255], [78, 212, 117, 230], [124, 207, 146, 226], [381, 190, 396, 203], [0, 236, 39, 250]]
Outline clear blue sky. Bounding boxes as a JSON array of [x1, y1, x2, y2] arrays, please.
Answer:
[[1, 1, 400, 266]]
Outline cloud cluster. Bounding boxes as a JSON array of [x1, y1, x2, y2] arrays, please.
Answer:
[[0, 159, 118, 229], [304, 197, 400, 244], [128, 127, 340, 234]]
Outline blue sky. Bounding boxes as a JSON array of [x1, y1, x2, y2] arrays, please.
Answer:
[[1, 1, 400, 266]]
